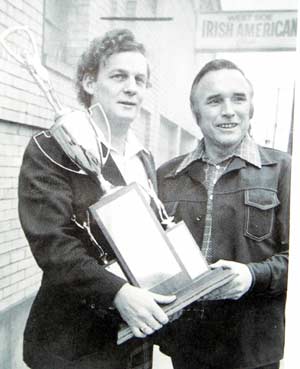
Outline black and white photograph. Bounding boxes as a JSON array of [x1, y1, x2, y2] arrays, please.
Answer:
[[0, 1, 298, 368]]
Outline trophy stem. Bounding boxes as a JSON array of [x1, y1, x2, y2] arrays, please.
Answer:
[[71, 214, 108, 264], [147, 180, 174, 228], [97, 174, 114, 195], [0, 26, 65, 116], [22, 54, 65, 116]]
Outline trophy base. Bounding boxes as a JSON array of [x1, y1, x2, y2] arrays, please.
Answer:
[[117, 266, 234, 344]]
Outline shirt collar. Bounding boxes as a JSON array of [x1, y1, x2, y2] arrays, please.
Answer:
[[110, 129, 149, 159], [174, 134, 261, 175], [234, 134, 261, 168]]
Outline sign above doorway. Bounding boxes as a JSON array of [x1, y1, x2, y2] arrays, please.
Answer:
[[196, 10, 297, 52]]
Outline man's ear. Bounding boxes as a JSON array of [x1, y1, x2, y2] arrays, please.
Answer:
[[190, 101, 201, 126], [249, 103, 254, 119], [82, 73, 95, 95], [192, 109, 201, 126]]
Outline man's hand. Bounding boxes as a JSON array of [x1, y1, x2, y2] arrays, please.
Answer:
[[113, 283, 176, 338], [202, 260, 253, 300]]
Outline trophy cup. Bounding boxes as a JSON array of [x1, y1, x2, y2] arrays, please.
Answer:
[[1, 26, 234, 344]]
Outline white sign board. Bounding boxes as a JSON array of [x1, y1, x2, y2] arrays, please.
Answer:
[[196, 10, 297, 52]]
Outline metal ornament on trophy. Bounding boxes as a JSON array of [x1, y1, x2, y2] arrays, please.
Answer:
[[0, 26, 112, 261], [1, 26, 234, 344]]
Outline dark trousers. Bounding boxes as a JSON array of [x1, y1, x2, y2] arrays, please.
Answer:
[[171, 357, 280, 369], [28, 340, 152, 369]]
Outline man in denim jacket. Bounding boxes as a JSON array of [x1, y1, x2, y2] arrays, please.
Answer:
[[157, 59, 290, 369]]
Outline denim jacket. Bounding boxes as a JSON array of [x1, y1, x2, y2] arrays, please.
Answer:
[[157, 145, 291, 368]]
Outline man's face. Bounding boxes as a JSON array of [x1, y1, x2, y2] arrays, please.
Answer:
[[87, 51, 148, 125], [192, 69, 252, 151]]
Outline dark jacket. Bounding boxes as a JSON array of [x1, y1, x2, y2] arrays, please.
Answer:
[[156, 145, 290, 368], [18, 132, 157, 369]]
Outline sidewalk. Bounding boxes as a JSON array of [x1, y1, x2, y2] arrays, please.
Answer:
[[0, 297, 32, 369]]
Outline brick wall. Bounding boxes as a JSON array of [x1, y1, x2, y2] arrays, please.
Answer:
[[0, 120, 41, 312], [0, 0, 45, 315], [0, 0, 53, 128]]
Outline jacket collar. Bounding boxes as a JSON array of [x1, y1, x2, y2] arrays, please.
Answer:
[[36, 130, 155, 188], [175, 135, 261, 175], [167, 135, 262, 176], [258, 146, 279, 166], [165, 138, 278, 182], [104, 130, 152, 187], [103, 146, 155, 190], [103, 148, 158, 213]]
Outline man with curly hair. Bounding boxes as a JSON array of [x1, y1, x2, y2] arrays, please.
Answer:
[[19, 29, 175, 369]]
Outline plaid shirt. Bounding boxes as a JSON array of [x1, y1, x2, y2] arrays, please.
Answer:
[[175, 135, 261, 263]]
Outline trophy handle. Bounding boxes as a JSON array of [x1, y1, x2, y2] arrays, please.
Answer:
[[88, 103, 112, 168], [71, 213, 108, 264], [0, 26, 64, 115], [138, 180, 174, 227], [1, 27, 113, 184], [0, 26, 38, 65], [34, 132, 87, 175]]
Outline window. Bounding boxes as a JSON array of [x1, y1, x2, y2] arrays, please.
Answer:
[[43, 0, 72, 65], [43, 0, 89, 78], [158, 116, 179, 166], [111, 0, 118, 16], [150, 0, 158, 16], [126, 0, 137, 17], [132, 109, 151, 149]]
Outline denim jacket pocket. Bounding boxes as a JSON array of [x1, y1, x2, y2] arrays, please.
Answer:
[[244, 189, 280, 242]]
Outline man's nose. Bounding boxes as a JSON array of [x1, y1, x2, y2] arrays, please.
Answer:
[[123, 76, 137, 95], [221, 100, 235, 118]]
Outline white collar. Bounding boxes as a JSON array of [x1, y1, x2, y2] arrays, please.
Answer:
[[110, 130, 149, 159]]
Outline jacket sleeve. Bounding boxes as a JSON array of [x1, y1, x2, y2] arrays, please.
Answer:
[[18, 136, 126, 308], [247, 155, 291, 296]]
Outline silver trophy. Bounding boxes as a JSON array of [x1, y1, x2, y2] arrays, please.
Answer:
[[0, 26, 113, 261], [1, 26, 112, 191], [1, 26, 234, 344]]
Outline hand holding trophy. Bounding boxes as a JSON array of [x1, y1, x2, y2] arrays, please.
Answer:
[[1, 26, 233, 344]]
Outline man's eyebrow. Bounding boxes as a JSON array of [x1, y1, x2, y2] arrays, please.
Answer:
[[109, 68, 146, 76], [109, 68, 127, 74], [233, 92, 247, 98], [206, 94, 221, 101]]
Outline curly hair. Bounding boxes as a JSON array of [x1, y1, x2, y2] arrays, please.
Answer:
[[75, 29, 150, 108]]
